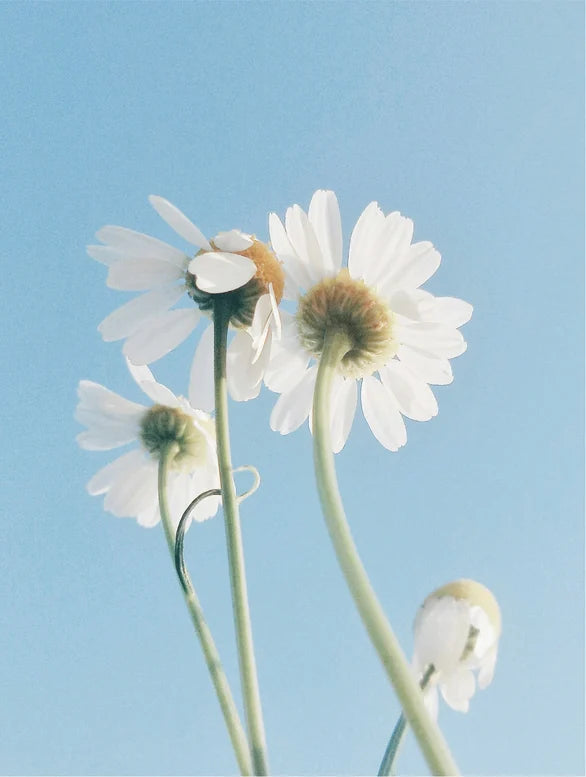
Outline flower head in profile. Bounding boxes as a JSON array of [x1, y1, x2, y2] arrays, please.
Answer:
[[75, 358, 220, 528], [266, 190, 472, 452], [413, 579, 501, 717], [88, 196, 284, 410]]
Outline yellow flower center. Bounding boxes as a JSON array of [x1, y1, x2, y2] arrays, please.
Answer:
[[296, 270, 397, 378], [186, 238, 284, 328]]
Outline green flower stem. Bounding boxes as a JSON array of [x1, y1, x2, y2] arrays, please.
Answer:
[[312, 329, 459, 777], [213, 296, 269, 776], [157, 451, 253, 776], [378, 665, 435, 776]]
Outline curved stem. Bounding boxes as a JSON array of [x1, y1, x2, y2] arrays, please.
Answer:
[[378, 665, 436, 776], [213, 297, 269, 776], [158, 453, 253, 776], [312, 330, 459, 777]]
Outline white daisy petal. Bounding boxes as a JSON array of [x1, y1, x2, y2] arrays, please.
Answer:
[[107, 258, 184, 291], [423, 686, 439, 720], [308, 189, 343, 274], [267, 283, 282, 340], [95, 226, 189, 268], [189, 323, 215, 412], [125, 358, 180, 407], [478, 646, 498, 690], [123, 308, 200, 364], [418, 296, 474, 328], [398, 322, 467, 359], [213, 230, 253, 252], [440, 668, 476, 713], [269, 211, 312, 293], [98, 286, 185, 342], [87, 449, 145, 496], [103, 455, 156, 518], [285, 204, 326, 284], [361, 375, 407, 452], [270, 366, 317, 435], [379, 360, 438, 422], [330, 376, 357, 453], [396, 345, 454, 385], [76, 380, 146, 418], [382, 240, 441, 293], [367, 212, 414, 287], [87, 245, 124, 266], [227, 330, 268, 402], [348, 201, 385, 280], [264, 338, 310, 393], [148, 195, 211, 250], [188, 252, 256, 293]]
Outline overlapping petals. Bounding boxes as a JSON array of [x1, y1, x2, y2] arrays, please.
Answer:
[[76, 359, 220, 527], [87, 196, 257, 411], [266, 190, 472, 452], [413, 585, 501, 716]]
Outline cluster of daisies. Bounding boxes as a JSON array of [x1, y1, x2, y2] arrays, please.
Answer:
[[76, 190, 499, 717]]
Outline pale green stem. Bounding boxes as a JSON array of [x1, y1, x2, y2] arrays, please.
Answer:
[[312, 330, 459, 777], [378, 665, 436, 776], [157, 451, 253, 776], [213, 297, 269, 776]]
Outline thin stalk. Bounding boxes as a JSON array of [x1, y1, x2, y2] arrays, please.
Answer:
[[312, 329, 459, 777], [378, 665, 436, 776], [213, 297, 269, 776], [157, 451, 253, 776]]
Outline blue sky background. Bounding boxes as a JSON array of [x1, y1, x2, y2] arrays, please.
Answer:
[[0, 2, 583, 775]]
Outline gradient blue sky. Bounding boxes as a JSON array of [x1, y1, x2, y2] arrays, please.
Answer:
[[1, 2, 583, 775]]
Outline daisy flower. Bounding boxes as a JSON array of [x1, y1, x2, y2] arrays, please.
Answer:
[[413, 579, 501, 718], [75, 358, 221, 528], [265, 190, 472, 452], [88, 196, 284, 411]]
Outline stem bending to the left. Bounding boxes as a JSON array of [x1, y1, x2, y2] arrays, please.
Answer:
[[158, 451, 253, 776]]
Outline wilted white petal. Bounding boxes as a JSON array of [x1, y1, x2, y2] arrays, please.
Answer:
[[107, 258, 184, 291], [270, 366, 317, 435], [98, 286, 185, 342], [478, 646, 498, 690], [379, 360, 438, 422], [189, 252, 256, 293], [123, 308, 200, 364], [308, 189, 342, 274], [348, 201, 385, 280], [189, 324, 215, 412], [95, 226, 188, 268], [361, 376, 407, 452], [148, 195, 211, 250], [213, 230, 253, 252]]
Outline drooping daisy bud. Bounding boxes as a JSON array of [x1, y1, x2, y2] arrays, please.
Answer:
[[413, 579, 501, 716], [187, 237, 285, 329]]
